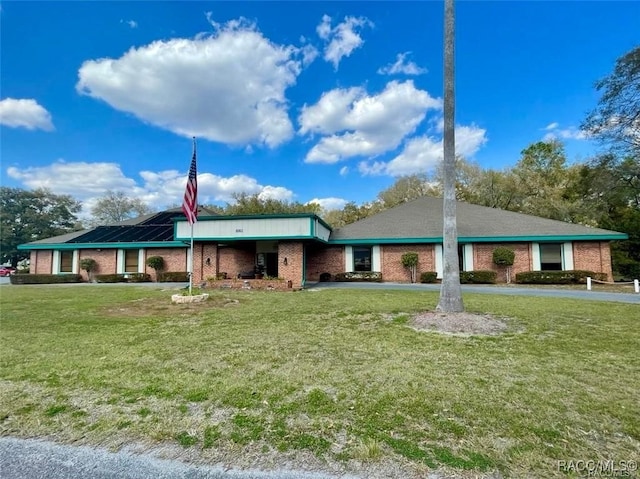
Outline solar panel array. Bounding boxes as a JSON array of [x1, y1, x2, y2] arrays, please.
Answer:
[[68, 211, 183, 244]]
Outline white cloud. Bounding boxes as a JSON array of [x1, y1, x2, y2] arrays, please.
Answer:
[[316, 14, 372, 69], [307, 197, 348, 211], [339, 166, 349, 176], [299, 80, 441, 163], [359, 124, 487, 177], [0, 98, 54, 131], [377, 52, 427, 76], [541, 122, 587, 141], [77, 19, 308, 148], [7, 160, 293, 216], [120, 19, 138, 28]]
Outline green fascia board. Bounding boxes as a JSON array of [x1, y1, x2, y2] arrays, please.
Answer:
[[174, 213, 334, 232], [329, 233, 628, 245], [174, 234, 329, 243], [18, 241, 188, 251]]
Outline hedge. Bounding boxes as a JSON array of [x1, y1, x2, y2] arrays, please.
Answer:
[[319, 272, 332, 282], [460, 270, 497, 284], [334, 271, 382, 282], [10, 274, 83, 285], [419, 271, 438, 283], [516, 270, 607, 284], [95, 273, 152, 283], [157, 271, 190, 282]]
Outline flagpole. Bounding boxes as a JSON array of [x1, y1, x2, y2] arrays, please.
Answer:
[[189, 222, 194, 295]]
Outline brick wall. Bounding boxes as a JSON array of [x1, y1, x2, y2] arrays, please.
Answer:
[[278, 242, 304, 288], [31, 250, 52, 274], [191, 244, 217, 282], [473, 243, 532, 282], [305, 245, 344, 281], [573, 241, 613, 281], [218, 245, 255, 280], [381, 245, 436, 282], [78, 249, 118, 280], [142, 248, 188, 280]]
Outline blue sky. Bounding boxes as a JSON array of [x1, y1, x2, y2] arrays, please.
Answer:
[[1, 1, 638, 216]]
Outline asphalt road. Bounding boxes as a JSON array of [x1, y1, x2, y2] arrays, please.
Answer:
[[305, 281, 640, 304], [0, 437, 352, 479]]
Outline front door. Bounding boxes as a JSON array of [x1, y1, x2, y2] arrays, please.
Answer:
[[265, 252, 278, 277]]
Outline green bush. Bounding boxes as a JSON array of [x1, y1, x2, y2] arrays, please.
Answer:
[[334, 272, 382, 282], [516, 270, 607, 284], [319, 272, 332, 282], [492, 247, 515, 266], [95, 274, 128, 283], [146, 256, 165, 272], [157, 271, 189, 282], [419, 271, 438, 283], [128, 273, 152, 283], [10, 274, 83, 285], [460, 270, 497, 284]]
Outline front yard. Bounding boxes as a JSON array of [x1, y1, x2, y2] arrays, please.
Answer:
[[0, 285, 637, 478]]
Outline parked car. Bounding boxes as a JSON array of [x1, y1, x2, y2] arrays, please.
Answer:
[[0, 266, 16, 277]]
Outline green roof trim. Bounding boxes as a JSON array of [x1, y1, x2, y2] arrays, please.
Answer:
[[173, 234, 329, 243], [174, 213, 334, 232], [329, 233, 628, 245], [18, 241, 188, 251]]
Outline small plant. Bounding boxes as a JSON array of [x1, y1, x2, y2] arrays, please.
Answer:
[[79, 257, 98, 282], [401, 252, 419, 283], [420, 271, 438, 283], [493, 247, 515, 283], [146, 256, 164, 281]]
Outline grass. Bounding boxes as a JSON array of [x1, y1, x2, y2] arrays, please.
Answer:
[[0, 285, 638, 478]]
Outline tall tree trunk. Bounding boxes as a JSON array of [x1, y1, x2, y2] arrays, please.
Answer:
[[437, 0, 464, 312]]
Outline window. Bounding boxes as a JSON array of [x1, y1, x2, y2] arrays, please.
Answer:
[[540, 243, 562, 270], [124, 249, 139, 273], [60, 251, 74, 273], [353, 247, 372, 272]]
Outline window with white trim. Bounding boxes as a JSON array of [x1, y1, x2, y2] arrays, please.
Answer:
[[540, 243, 563, 270], [60, 251, 74, 273], [124, 249, 140, 273], [353, 246, 372, 272]]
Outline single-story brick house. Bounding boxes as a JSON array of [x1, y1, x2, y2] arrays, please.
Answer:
[[19, 197, 627, 286]]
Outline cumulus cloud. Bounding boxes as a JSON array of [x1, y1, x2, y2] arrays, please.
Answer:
[[316, 14, 372, 69], [358, 124, 487, 177], [0, 98, 54, 131], [7, 160, 294, 216], [377, 52, 427, 76], [299, 80, 441, 163], [307, 197, 348, 211], [542, 122, 587, 141], [77, 19, 308, 148]]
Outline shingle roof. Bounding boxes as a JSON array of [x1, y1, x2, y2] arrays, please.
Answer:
[[330, 196, 626, 241]]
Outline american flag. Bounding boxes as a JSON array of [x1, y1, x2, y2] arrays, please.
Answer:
[[181, 139, 198, 225]]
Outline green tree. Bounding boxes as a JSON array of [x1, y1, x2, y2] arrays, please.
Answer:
[[377, 174, 437, 209], [90, 191, 152, 225], [582, 46, 640, 158], [224, 193, 321, 216], [437, 0, 464, 312], [0, 187, 82, 267]]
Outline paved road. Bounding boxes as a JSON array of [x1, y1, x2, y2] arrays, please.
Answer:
[[0, 437, 354, 479], [305, 281, 640, 304]]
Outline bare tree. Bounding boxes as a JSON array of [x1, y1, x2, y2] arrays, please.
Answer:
[[436, 0, 464, 312]]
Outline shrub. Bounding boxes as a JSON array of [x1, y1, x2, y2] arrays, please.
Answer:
[[10, 274, 83, 285], [95, 274, 128, 283], [146, 256, 165, 275], [401, 252, 419, 283], [157, 271, 190, 282], [516, 270, 607, 284], [128, 273, 152, 283], [460, 270, 497, 284], [319, 272, 332, 282], [334, 271, 382, 282], [79, 258, 98, 281], [492, 247, 515, 266], [216, 272, 228, 280], [419, 271, 438, 283]]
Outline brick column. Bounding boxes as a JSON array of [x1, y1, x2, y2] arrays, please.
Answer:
[[278, 242, 304, 289]]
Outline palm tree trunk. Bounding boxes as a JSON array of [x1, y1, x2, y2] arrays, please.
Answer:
[[437, 0, 464, 312]]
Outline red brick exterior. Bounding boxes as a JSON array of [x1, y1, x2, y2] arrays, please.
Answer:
[[573, 241, 614, 281], [26, 240, 616, 284], [380, 244, 436, 282], [473, 243, 532, 282], [278, 242, 304, 288], [305, 245, 344, 281]]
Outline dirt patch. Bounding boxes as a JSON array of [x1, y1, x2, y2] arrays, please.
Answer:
[[410, 311, 509, 336]]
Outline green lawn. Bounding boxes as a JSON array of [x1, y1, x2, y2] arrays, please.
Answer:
[[0, 285, 638, 478]]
